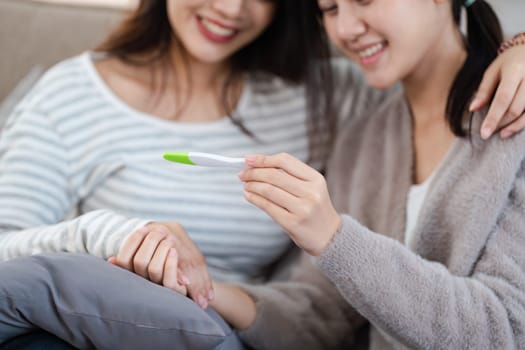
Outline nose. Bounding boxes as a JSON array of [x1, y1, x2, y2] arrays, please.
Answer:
[[211, 0, 244, 18], [336, 4, 366, 41]]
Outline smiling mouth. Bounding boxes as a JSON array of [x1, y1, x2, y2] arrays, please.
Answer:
[[199, 17, 237, 38], [358, 42, 386, 58]]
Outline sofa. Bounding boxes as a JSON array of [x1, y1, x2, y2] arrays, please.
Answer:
[[0, 0, 125, 105]]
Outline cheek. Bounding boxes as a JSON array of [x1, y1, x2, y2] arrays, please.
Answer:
[[323, 19, 338, 44], [363, 48, 409, 89], [324, 22, 350, 57], [386, 35, 422, 73]]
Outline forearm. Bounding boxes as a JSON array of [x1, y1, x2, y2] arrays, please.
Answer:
[[0, 108, 155, 260], [318, 214, 525, 349], [0, 209, 149, 260], [210, 281, 256, 330]]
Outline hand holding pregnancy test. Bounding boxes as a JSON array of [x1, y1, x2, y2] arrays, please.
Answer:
[[163, 152, 247, 169], [239, 153, 341, 256], [163, 151, 340, 255]]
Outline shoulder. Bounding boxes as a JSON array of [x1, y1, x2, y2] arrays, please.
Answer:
[[36, 53, 92, 90], [460, 110, 525, 177], [5, 52, 112, 132], [18, 52, 95, 111]]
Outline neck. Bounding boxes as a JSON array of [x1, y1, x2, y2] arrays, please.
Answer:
[[169, 44, 237, 96], [403, 26, 467, 127], [403, 25, 467, 184]]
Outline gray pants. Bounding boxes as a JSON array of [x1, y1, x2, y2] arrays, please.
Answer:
[[0, 253, 244, 350]]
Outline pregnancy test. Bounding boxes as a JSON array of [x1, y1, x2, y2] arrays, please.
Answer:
[[163, 152, 246, 169]]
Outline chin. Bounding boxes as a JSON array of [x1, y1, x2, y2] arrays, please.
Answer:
[[365, 74, 397, 90], [190, 49, 232, 64]]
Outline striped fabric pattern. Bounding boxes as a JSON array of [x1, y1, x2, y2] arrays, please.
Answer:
[[0, 52, 379, 282]]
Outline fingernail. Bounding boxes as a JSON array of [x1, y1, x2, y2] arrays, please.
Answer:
[[501, 130, 513, 139], [198, 295, 208, 309], [469, 97, 480, 111], [238, 170, 245, 178], [481, 127, 493, 140], [207, 289, 215, 301], [245, 155, 256, 165], [169, 248, 177, 257], [180, 274, 191, 285]]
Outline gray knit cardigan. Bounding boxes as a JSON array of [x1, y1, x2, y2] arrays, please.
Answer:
[[239, 89, 525, 350]]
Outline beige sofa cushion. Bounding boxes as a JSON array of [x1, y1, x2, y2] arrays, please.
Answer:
[[0, 0, 124, 101]]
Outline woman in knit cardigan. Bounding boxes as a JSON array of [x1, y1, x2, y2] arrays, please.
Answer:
[[209, 0, 525, 349]]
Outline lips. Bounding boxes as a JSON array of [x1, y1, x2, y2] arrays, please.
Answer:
[[197, 16, 238, 43], [350, 41, 388, 67], [357, 42, 386, 58]]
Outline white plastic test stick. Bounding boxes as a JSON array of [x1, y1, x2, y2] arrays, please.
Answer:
[[163, 152, 246, 169]]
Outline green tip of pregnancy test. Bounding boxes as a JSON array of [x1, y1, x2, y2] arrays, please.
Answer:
[[163, 152, 196, 166]]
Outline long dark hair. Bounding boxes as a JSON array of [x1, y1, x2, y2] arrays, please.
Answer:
[[447, 0, 503, 136], [96, 0, 335, 161]]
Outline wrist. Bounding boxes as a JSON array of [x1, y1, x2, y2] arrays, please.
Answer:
[[498, 32, 525, 54], [210, 282, 257, 330], [315, 212, 342, 256]]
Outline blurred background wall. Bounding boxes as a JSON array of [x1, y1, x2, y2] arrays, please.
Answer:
[[36, 0, 524, 36], [487, 0, 524, 37]]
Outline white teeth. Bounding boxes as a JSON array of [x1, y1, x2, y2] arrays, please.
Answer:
[[201, 18, 235, 37], [358, 43, 385, 58]]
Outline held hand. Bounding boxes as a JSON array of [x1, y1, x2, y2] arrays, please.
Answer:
[[108, 222, 213, 309], [472, 45, 525, 139], [240, 153, 341, 256]]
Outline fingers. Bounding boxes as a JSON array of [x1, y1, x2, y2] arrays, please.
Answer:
[[244, 189, 293, 226], [244, 181, 301, 212], [508, 81, 525, 123], [245, 153, 317, 181], [163, 248, 187, 296], [499, 82, 525, 138], [500, 112, 525, 139], [241, 154, 328, 217], [114, 222, 214, 309], [470, 60, 500, 112], [239, 167, 306, 198], [147, 237, 176, 284], [160, 222, 213, 308], [113, 226, 150, 270], [183, 256, 213, 309], [132, 231, 167, 278], [481, 71, 521, 139]]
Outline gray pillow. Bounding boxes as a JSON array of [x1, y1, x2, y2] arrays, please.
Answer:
[[0, 66, 44, 129], [0, 253, 241, 350]]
